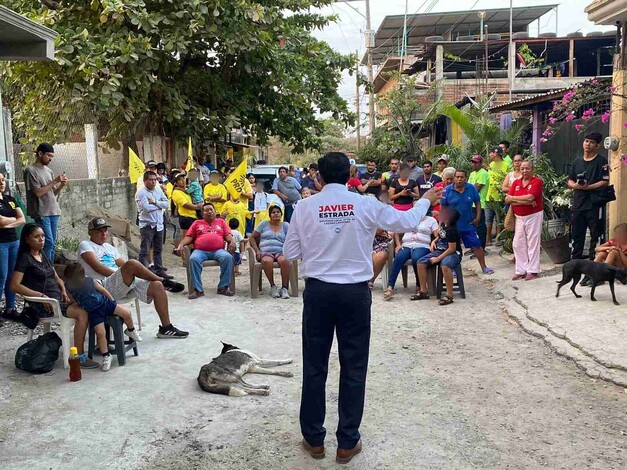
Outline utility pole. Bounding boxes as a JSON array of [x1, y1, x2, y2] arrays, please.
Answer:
[[335, 0, 375, 135], [365, 0, 375, 136], [355, 50, 361, 150]]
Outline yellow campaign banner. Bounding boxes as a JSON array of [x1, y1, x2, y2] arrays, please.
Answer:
[[223, 159, 247, 199], [185, 137, 194, 172], [128, 148, 145, 184]]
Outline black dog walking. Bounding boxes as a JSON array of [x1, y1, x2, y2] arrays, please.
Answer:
[[556, 259, 627, 306], [283, 152, 442, 464]]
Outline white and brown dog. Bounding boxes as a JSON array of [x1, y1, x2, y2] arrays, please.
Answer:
[[197, 342, 293, 397]]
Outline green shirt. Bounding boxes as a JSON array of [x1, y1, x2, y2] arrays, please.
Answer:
[[487, 160, 509, 202], [504, 154, 512, 167], [468, 169, 489, 206]]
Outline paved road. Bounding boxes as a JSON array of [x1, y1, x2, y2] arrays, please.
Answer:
[[1, 266, 626, 469]]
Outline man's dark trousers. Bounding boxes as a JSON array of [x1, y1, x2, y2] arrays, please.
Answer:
[[571, 205, 604, 259], [139, 225, 164, 272], [300, 278, 371, 450], [475, 208, 487, 249]]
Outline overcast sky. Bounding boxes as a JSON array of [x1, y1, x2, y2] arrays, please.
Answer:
[[313, 0, 613, 132]]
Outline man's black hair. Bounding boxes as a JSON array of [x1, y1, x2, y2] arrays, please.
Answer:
[[455, 169, 468, 177], [202, 202, 215, 209], [584, 132, 603, 144], [143, 170, 157, 181], [228, 218, 240, 229], [278, 166, 289, 174], [318, 152, 350, 185], [499, 140, 511, 149], [422, 160, 433, 166], [309, 163, 319, 171], [366, 159, 377, 164]]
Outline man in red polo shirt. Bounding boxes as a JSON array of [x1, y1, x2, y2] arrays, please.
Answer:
[[176, 203, 237, 298], [505, 160, 544, 281]]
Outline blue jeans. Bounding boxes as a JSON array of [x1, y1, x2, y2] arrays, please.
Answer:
[[189, 248, 233, 291], [35, 215, 60, 262], [387, 247, 430, 288], [0, 240, 19, 309]]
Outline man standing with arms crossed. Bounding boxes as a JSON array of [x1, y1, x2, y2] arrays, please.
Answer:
[[283, 152, 441, 464], [24, 143, 68, 262]]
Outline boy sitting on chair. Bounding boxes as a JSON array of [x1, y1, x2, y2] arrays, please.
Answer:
[[415, 207, 463, 306], [64, 263, 142, 371]]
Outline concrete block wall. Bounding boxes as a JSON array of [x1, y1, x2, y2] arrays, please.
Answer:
[[17, 177, 136, 242]]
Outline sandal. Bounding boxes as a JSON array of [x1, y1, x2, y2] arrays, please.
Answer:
[[410, 292, 430, 301], [383, 288, 393, 301], [438, 295, 454, 306]]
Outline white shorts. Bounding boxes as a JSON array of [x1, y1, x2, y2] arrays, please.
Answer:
[[102, 269, 153, 304]]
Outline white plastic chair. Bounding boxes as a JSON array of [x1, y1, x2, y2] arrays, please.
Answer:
[[118, 295, 142, 331], [23, 297, 76, 370]]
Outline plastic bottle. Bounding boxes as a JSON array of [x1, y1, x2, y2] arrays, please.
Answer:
[[69, 347, 82, 382]]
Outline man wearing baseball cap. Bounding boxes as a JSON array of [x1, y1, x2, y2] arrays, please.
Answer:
[[24, 143, 69, 262], [78, 217, 189, 338], [434, 154, 449, 177]]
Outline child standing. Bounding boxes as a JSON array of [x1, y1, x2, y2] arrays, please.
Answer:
[[228, 218, 246, 276], [64, 263, 142, 371]]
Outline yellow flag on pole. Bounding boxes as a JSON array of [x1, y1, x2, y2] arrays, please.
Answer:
[[128, 148, 145, 184], [223, 159, 247, 199], [185, 137, 194, 172]]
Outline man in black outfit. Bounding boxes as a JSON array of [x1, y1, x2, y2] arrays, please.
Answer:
[[567, 132, 610, 260], [416, 160, 442, 196], [359, 159, 382, 197]]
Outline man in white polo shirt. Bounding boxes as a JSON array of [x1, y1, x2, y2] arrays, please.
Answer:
[[284, 152, 441, 464]]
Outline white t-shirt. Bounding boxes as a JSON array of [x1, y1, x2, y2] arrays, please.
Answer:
[[231, 230, 244, 253], [77, 240, 120, 281], [401, 216, 438, 249]]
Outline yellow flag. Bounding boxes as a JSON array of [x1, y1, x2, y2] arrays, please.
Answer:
[[185, 137, 194, 172], [223, 159, 247, 199], [128, 148, 145, 184]]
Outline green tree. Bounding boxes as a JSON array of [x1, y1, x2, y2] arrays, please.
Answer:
[[1, 0, 354, 156], [357, 73, 437, 168]]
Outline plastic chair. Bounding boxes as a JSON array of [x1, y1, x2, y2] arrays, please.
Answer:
[[182, 245, 236, 294], [247, 247, 299, 298], [118, 295, 142, 331], [23, 296, 76, 370], [436, 264, 466, 299], [87, 315, 138, 366], [386, 240, 436, 296]]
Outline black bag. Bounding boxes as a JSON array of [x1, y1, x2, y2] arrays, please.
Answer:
[[590, 184, 616, 205], [15, 332, 62, 374]]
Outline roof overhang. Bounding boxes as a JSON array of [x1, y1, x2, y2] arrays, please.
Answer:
[[367, 5, 558, 65], [585, 0, 627, 25], [0, 5, 57, 61]]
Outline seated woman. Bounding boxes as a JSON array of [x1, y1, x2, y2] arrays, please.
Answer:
[[171, 173, 202, 234], [371, 229, 392, 290], [10, 223, 98, 368], [383, 215, 439, 300], [583, 223, 627, 286], [415, 207, 463, 306], [249, 205, 291, 299]]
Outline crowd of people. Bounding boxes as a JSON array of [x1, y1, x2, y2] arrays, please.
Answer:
[[0, 135, 625, 372]]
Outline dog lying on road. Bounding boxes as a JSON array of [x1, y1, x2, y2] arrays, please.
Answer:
[[197, 342, 293, 397], [555, 259, 627, 306]]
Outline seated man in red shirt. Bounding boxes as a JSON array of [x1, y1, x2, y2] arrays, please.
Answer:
[[176, 203, 237, 299]]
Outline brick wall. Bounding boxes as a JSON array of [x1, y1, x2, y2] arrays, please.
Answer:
[[18, 177, 136, 241]]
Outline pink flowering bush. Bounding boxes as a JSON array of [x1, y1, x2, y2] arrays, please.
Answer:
[[544, 78, 618, 140]]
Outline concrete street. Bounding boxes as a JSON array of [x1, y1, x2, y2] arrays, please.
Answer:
[[1, 255, 626, 469]]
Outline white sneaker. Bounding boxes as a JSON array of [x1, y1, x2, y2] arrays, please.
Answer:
[[125, 328, 143, 342], [241, 254, 247, 262], [271, 285, 280, 298], [279, 287, 290, 299], [102, 354, 112, 372]]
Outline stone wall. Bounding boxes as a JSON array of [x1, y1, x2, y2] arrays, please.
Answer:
[[17, 177, 136, 242]]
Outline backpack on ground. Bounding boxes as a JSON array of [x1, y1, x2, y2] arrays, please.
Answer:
[[15, 332, 62, 374]]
